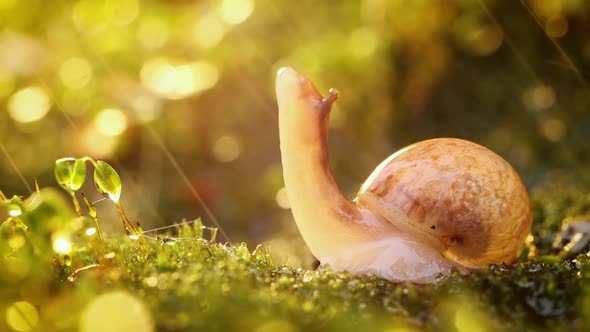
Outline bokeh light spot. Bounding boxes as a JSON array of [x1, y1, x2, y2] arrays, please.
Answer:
[[212, 135, 241, 162], [8, 234, 25, 250], [532, 0, 562, 19], [470, 27, 503, 56], [109, 0, 140, 26], [454, 304, 486, 332], [220, 0, 254, 25], [95, 108, 128, 137], [6, 301, 39, 332], [174, 65, 197, 96], [80, 291, 154, 332], [545, 16, 568, 38], [540, 116, 566, 142], [7, 86, 51, 123], [524, 84, 556, 111], [193, 14, 226, 49], [138, 17, 169, 50], [129, 95, 162, 123], [190, 61, 219, 93], [52, 235, 73, 255], [140, 58, 176, 96], [348, 27, 378, 58], [72, 0, 112, 34], [532, 85, 556, 109], [59, 57, 93, 90], [141, 58, 218, 99], [145, 276, 158, 287], [275, 187, 290, 209]]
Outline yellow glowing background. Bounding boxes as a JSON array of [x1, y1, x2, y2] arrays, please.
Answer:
[[1, 0, 590, 264]]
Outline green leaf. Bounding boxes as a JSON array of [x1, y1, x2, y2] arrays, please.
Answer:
[[54, 158, 86, 192], [70, 159, 87, 190], [93, 160, 122, 202]]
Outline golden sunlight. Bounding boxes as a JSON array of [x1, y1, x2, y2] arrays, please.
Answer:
[[212, 135, 241, 162], [95, 108, 129, 137], [193, 13, 226, 49], [140, 58, 219, 99], [52, 235, 73, 255], [7, 86, 51, 123], [220, 0, 254, 25], [6, 301, 39, 332], [59, 57, 93, 90], [80, 291, 153, 332]]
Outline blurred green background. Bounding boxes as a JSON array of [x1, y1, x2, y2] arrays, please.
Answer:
[[1, 0, 590, 266]]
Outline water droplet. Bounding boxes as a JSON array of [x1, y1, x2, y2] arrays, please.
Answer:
[[86, 228, 97, 236], [64, 255, 72, 267], [8, 205, 21, 217]]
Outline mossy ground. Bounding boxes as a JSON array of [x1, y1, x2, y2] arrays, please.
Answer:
[[1, 174, 590, 332]]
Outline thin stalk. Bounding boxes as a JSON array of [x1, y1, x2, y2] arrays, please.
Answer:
[[80, 193, 105, 243], [115, 201, 147, 248], [89, 216, 105, 244], [115, 201, 137, 235], [70, 191, 84, 217], [34, 179, 40, 194], [81, 156, 99, 168]]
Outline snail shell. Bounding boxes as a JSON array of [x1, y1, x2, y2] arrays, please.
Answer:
[[275, 67, 532, 283], [355, 138, 531, 269]]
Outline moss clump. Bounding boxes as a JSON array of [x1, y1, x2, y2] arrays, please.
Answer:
[[1, 174, 590, 331]]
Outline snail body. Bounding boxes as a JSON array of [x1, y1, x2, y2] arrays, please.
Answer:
[[276, 67, 531, 283]]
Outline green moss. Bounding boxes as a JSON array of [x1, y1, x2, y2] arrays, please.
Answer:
[[1, 176, 590, 331]]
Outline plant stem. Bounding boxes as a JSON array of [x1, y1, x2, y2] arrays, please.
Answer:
[[80, 193, 105, 243], [115, 201, 137, 235], [70, 191, 84, 217], [81, 156, 99, 168], [92, 218, 105, 243]]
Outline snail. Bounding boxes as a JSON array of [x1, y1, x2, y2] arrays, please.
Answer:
[[275, 67, 531, 283]]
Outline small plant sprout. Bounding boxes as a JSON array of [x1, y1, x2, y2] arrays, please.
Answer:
[[54, 158, 87, 216], [80, 192, 104, 242], [91, 160, 138, 235], [55, 157, 140, 236], [34, 179, 41, 194], [92, 160, 122, 202]]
